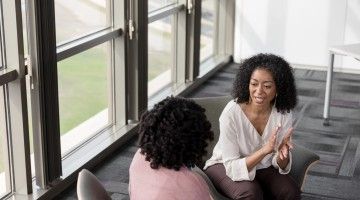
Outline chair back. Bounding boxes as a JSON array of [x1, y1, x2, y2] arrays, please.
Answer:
[[77, 169, 111, 200], [192, 96, 232, 167]]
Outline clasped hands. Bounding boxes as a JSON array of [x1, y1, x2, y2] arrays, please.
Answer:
[[261, 125, 294, 161]]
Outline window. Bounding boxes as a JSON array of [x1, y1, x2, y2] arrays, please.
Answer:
[[149, 0, 178, 13], [26, 0, 126, 191], [58, 43, 112, 155], [0, 0, 234, 199], [0, 0, 32, 198], [54, 1, 124, 158], [147, 1, 187, 104], [55, 0, 111, 44], [148, 16, 174, 97], [0, 86, 11, 198], [198, 0, 233, 77], [200, 0, 216, 62]]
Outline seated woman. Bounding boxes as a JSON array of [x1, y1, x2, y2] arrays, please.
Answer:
[[204, 54, 301, 200], [129, 96, 214, 200]]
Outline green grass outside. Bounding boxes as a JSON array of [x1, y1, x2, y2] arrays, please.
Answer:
[[2, 0, 215, 176], [0, 47, 174, 173], [148, 50, 171, 81], [1, 26, 176, 173], [0, 46, 109, 174], [58, 46, 108, 134], [1, 0, 176, 176]]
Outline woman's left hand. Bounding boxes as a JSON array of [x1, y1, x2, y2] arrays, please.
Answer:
[[277, 127, 294, 160]]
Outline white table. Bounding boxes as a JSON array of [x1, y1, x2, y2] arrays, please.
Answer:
[[323, 43, 360, 125]]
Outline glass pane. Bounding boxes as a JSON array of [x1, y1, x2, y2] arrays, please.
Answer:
[[200, 0, 216, 62], [148, 16, 173, 97], [0, 86, 11, 198], [58, 43, 111, 155], [149, 0, 178, 13], [55, 0, 111, 44]]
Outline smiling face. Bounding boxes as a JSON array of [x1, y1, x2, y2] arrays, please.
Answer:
[[249, 68, 277, 108]]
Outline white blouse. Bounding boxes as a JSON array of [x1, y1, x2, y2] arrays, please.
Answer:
[[204, 100, 293, 181]]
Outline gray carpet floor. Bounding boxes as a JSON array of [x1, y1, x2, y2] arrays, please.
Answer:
[[58, 63, 360, 200]]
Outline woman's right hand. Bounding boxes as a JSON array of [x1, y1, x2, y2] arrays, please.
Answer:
[[261, 126, 280, 155], [246, 126, 280, 171]]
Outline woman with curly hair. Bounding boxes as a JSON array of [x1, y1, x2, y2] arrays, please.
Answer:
[[204, 54, 301, 200], [129, 96, 214, 200]]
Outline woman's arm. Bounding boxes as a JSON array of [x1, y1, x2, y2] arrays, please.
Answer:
[[218, 110, 258, 181], [246, 126, 280, 171]]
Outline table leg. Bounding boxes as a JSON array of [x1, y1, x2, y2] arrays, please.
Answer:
[[323, 53, 334, 126]]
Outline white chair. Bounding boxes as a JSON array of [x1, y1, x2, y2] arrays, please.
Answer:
[[77, 169, 111, 200]]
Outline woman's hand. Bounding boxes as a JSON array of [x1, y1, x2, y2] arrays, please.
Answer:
[[246, 126, 280, 171], [276, 127, 294, 169], [277, 127, 294, 160], [261, 126, 280, 155]]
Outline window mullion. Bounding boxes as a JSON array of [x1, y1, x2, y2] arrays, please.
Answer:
[[112, 1, 126, 128], [148, 4, 185, 23], [217, 0, 234, 56], [29, 0, 62, 187], [185, 0, 201, 81], [126, 0, 148, 122], [56, 28, 122, 62], [174, 3, 187, 88]]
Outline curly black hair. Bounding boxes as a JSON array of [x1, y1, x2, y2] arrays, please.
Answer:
[[232, 53, 297, 113], [138, 96, 214, 171]]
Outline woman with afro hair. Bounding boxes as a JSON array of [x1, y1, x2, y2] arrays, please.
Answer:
[[129, 96, 214, 200], [203, 53, 301, 200]]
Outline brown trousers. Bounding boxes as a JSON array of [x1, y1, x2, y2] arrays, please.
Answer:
[[204, 164, 301, 200]]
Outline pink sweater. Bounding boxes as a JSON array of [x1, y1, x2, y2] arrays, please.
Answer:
[[129, 149, 211, 200]]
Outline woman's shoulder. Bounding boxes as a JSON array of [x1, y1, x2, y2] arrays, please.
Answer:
[[221, 99, 238, 116]]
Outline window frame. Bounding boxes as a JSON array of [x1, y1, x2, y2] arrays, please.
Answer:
[[146, 0, 235, 104], [147, 1, 188, 107], [198, 0, 234, 77], [0, 0, 32, 197], [0, 0, 236, 199], [25, 0, 129, 194]]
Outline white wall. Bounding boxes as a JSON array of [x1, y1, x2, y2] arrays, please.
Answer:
[[234, 0, 360, 72]]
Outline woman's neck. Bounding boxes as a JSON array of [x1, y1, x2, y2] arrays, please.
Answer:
[[245, 102, 272, 116]]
